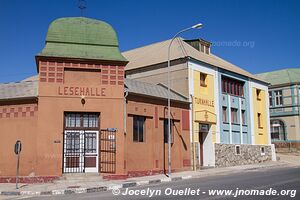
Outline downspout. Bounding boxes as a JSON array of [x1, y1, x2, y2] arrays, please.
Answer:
[[124, 89, 128, 173], [191, 94, 196, 171], [124, 89, 129, 134]]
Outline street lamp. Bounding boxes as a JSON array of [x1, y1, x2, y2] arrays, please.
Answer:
[[167, 23, 203, 176]]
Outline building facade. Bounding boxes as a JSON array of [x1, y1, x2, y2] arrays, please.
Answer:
[[124, 38, 276, 168], [0, 17, 191, 182], [256, 68, 300, 151]]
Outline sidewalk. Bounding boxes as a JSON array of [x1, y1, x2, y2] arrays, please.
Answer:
[[0, 161, 290, 196]]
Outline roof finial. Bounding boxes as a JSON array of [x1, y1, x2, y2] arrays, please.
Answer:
[[78, 0, 87, 16]]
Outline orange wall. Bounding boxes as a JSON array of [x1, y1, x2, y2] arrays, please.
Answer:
[[0, 103, 38, 176], [125, 96, 191, 173], [0, 60, 190, 178], [35, 60, 126, 176]]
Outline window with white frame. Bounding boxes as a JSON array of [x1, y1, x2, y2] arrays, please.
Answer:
[[274, 90, 283, 106], [269, 91, 273, 107], [271, 120, 286, 141]]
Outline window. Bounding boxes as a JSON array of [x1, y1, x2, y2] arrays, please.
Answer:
[[200, 44, 205, 53], [241, 110, 246, 125], [274, 90, 283, 106], [65, 113, 99, 129], [83, 114, 98, 128], [222, 107, 228, 123], [164, 119, 174, 143], [260, 147, 265, 155], [65, 113, 81, 128], [231, 108, 238, 124], [200, 73, 207, 87], [205, 46, 210, 54], [269, 91, 273, 107], [133, 116, 145, 142], [221, 76, 244, 97], [256, 89, 261, 101], [271, 120, 286, 141], [235, 145, 241, 155], [257, 113, 262, 128]]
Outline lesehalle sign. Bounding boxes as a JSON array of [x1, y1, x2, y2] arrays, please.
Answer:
[[58, 86, 106, 97]]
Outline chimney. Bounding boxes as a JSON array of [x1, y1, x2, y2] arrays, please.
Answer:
[[184, 38, 211, 55]]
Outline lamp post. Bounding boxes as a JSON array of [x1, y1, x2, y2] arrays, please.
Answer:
[[167, 23, 203, 176]]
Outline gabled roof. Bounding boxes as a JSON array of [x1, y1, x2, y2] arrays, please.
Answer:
[[256, 68, 300, 86], [125, 78, 188, 103], [0, 80, 38, 101], [122, 37, 266, 83]]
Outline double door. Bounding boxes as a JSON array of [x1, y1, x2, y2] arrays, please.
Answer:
[[63, 130, 99, 173]]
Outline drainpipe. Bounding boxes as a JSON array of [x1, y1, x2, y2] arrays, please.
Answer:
[[191, 95, 196, 171], [123, 89, 129, 173], [124, 90, 129, 134]]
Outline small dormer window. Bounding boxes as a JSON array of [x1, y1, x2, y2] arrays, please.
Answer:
[[200, 44, 205, 53], [205, 46, 210, 54], [184, 39, 211, 55]]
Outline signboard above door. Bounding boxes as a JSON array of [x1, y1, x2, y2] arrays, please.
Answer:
[[199, 123, 209, 132]]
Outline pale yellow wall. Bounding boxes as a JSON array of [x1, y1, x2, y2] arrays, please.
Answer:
[[193, 70, 216, 143], [252, 88, 269, 144]]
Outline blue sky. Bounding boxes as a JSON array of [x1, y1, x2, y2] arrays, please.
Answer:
[[0, 0, 299, 83]]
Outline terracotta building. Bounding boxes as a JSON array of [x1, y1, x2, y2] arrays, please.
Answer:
[[0, 17, 190, 182]]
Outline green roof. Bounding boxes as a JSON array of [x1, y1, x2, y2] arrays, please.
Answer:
[[256, 68, 300, 86], [38, 17, 127, 62]]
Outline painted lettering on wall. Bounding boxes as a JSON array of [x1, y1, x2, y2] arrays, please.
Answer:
[[195, 97, 214, 107], [58, 86, 106, 97]]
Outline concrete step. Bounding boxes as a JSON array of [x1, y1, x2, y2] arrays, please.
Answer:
[[55, 173, 103, 183]]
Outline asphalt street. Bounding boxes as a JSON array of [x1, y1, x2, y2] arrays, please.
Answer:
[[6, 166, 300, 200]]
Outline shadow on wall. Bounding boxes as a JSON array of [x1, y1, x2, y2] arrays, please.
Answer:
[[163, 107, 188, 174]]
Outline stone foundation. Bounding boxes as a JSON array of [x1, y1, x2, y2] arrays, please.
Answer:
[[215, 143, 272, 167]]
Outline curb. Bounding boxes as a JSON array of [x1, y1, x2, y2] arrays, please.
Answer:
[[0, 175, 189, 197], [0, 162, 288, 196]]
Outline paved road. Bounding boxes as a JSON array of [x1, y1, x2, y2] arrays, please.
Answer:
[[6, 166, 300, 200]]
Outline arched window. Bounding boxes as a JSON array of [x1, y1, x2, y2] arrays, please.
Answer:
[[271, 120, 286, 141]]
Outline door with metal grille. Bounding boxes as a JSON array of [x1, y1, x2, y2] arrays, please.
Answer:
[[63, 113, 100, 173], [100, 129, 116, 173], [63, 130, 85, 173], [84, 130, 99, 172]]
